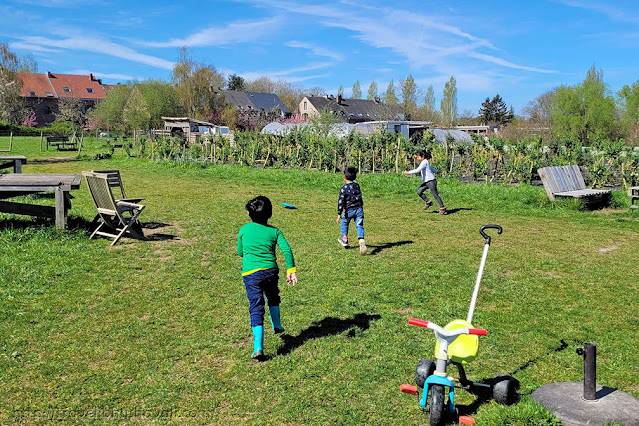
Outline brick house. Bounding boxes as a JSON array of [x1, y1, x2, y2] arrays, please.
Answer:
[[297, 95, 406, 123], [17, 71, 110, 126]]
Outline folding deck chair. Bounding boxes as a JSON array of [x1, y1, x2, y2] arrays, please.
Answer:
[[83, 171, 145, 246], [91, 169, 145, 203]]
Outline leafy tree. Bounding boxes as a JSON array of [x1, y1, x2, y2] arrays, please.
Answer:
[[172, 47, 224, 120], [17, 52, 38, 73], [617, 79, 639, 143], [478, 94, 513, 126], [245, 76, 304, 112], [384, 80, 398, 105], [352, 81, 362, 99], [0, 43, 24, 123], [137, 80, 180, 129], [56, 97, 86, 129], [400, 74, 419, 116], [90, 84, 132, 130], [551, 65, 618, 144], [227, 74, 246, 91], [122, 86, 150, 132], [367, 81, 378, 100], [440, 76, 458, 127]]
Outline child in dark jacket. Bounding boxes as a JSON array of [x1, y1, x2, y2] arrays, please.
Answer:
[[336, 166, 367, 255], [237, 196, 297, 360]]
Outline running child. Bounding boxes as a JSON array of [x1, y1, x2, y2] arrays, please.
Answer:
[[403, 149, 448, 215], [336, 166, 367, 255], [237, 196, 297, 360]]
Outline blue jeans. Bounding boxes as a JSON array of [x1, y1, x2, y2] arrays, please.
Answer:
[[242, 268, 280, 327], [340, 207, 364, 239]]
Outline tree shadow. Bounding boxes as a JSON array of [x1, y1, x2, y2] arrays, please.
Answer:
[[357, 240, 414, 256], [276, 313, 381, 357], [0, 215, 95, 233]]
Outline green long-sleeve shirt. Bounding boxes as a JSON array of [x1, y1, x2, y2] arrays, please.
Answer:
[[237, 222, 296, 276]]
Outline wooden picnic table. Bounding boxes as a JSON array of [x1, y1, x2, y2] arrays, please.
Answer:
[[0, 173, 82, 229], [0, 155, 27, 173]]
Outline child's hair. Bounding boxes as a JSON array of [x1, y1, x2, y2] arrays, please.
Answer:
[[246, 196, 272, 223], [417, 149, 431, 160], [344, 166, 358, 181]]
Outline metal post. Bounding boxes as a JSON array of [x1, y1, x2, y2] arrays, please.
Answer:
[[583, 343, 596, 401]]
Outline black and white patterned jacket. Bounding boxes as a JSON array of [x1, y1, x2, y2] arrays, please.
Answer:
[[337, 182, 363, 215]]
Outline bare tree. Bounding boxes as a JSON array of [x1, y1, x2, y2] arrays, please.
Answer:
[[0, 43, 24, 123]]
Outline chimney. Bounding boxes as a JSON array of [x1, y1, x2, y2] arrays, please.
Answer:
[[47, 71, 54, 78], [337, 94, 343, 105], [374, 96, 381, 103], [90, 73, 94, 80]]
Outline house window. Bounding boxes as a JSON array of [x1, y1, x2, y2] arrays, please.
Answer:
[[45, 92, 53, 97], [43, 106, 51, 114], [304, 101, 307, 110], [63, 87, 71, 93], [86, 88, 94, 93], [30, 91, 37, 96]]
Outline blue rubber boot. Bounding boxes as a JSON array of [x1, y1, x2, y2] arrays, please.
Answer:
[[251, 325, 265, 360], [269, 306, 285, 334]]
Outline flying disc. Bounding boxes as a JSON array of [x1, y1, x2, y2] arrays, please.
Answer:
[[281, 202, 297, 209]]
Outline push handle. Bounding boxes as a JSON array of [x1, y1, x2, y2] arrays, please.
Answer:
[[480, 225, 502, 245], [468, 328, 488, 336], [408, 318, 429, 328]]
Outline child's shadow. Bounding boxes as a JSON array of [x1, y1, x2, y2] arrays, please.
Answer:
[[359, 240, 413, 256], [428, 208, 472, 215], [276, 313, 381, 356]]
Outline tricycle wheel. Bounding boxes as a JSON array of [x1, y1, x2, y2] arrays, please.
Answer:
[[492, 374, 518, 405], [415, 358, 435, 389], [428, 383, 446, 426]]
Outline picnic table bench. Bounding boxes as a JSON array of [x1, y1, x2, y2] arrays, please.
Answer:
[[0, 155, 27, 173], [0, 173, 82, 228], [46, 136, 77, 151], [629, 186, 639, 210], [538, 165, 611, 209]]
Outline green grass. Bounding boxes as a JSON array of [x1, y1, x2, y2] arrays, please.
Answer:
[[0, 135, 118, 160], [0, 155, 637, 424]]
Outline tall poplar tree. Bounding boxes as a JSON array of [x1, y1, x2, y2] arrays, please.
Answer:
[[440, 76, 458, 128], [352, 81, 362, 99], [367, 81, 378, 100], [384, 80, 398, 105], [400, 74, 419, 116]]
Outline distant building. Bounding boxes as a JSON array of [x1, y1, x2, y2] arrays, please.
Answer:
[[297, 95, 406, 123], [222, 90, 291, 117], [17, 71, 110, 126]]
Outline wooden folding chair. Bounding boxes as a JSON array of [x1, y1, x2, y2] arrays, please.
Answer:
[[83, 171, 145, 246], [91, 169, 145, 203]]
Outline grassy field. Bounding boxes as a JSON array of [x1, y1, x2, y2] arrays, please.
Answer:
[[0, 153, 637, 425], [0, 135, 120, 160]]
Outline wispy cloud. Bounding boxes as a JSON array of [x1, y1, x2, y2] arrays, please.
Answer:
[[237, 62, 333, 82], [141, 17, 283, 48], [237, 0, 556, 75], [9, 42, 60, 53], [551, 0, 639, 25], [286, 41, 344, 61], [15, 35, 174, 69], [67, 69, 136, 81]]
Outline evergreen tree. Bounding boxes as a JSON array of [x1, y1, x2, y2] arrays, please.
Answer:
[[367, 81, 378, 100], [478, 94, 512, 126], [352, 81, 362, 99], [227, 74, 246, 91]]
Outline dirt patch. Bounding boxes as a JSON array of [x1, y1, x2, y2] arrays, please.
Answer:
[[535, 270, 561, 278], [396, 307, 414, 315], [597, 245, 619, 253]]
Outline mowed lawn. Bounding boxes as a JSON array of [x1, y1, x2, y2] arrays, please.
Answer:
[[0, 157, 637, 425]]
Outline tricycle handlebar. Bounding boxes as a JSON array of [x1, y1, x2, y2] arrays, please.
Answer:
[[408, 318, 487, 337]]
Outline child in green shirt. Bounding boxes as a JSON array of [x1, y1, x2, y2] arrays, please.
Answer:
[[237, 196, 297, 360]]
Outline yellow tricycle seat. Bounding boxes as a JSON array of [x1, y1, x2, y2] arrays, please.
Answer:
[[434, 319, 479, 364]]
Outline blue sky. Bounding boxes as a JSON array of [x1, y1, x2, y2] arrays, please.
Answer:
[[2, 0, 639, 115]]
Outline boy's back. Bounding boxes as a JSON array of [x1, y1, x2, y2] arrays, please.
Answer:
[[238, 222, 294, 275]]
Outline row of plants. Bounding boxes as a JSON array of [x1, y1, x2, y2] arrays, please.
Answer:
[[74, 127, 639, 189]]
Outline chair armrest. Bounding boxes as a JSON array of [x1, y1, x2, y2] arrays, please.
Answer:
[[116, 201, 145, 210]]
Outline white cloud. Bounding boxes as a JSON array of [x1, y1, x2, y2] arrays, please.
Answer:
[[16, 35, 174, 70], [9, 42, 60, 53], [286, 41, 344, 61], [141, 17, 283, 48], [66, 69, 136, 81], [551, 0, 639, 24], [238, 62, 333, 82]]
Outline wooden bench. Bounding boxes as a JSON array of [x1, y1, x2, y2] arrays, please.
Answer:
[[538, 165, 611, 209], [0, 155, 27, 173], [629, 186, 639, 210], [46, 136, 77, 151]]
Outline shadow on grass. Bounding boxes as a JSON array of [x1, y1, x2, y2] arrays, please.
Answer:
[[141, 222, 178, 242], [0, 215, 95, 233], [452, 337, 581, 419], [275, 313, 381, 357], [357, 240, 414, 256], [427, 207, 472, 215]]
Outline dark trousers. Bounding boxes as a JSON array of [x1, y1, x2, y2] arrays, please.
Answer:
[[242, 268, 280, 327], [417, 180, 445, 208]]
